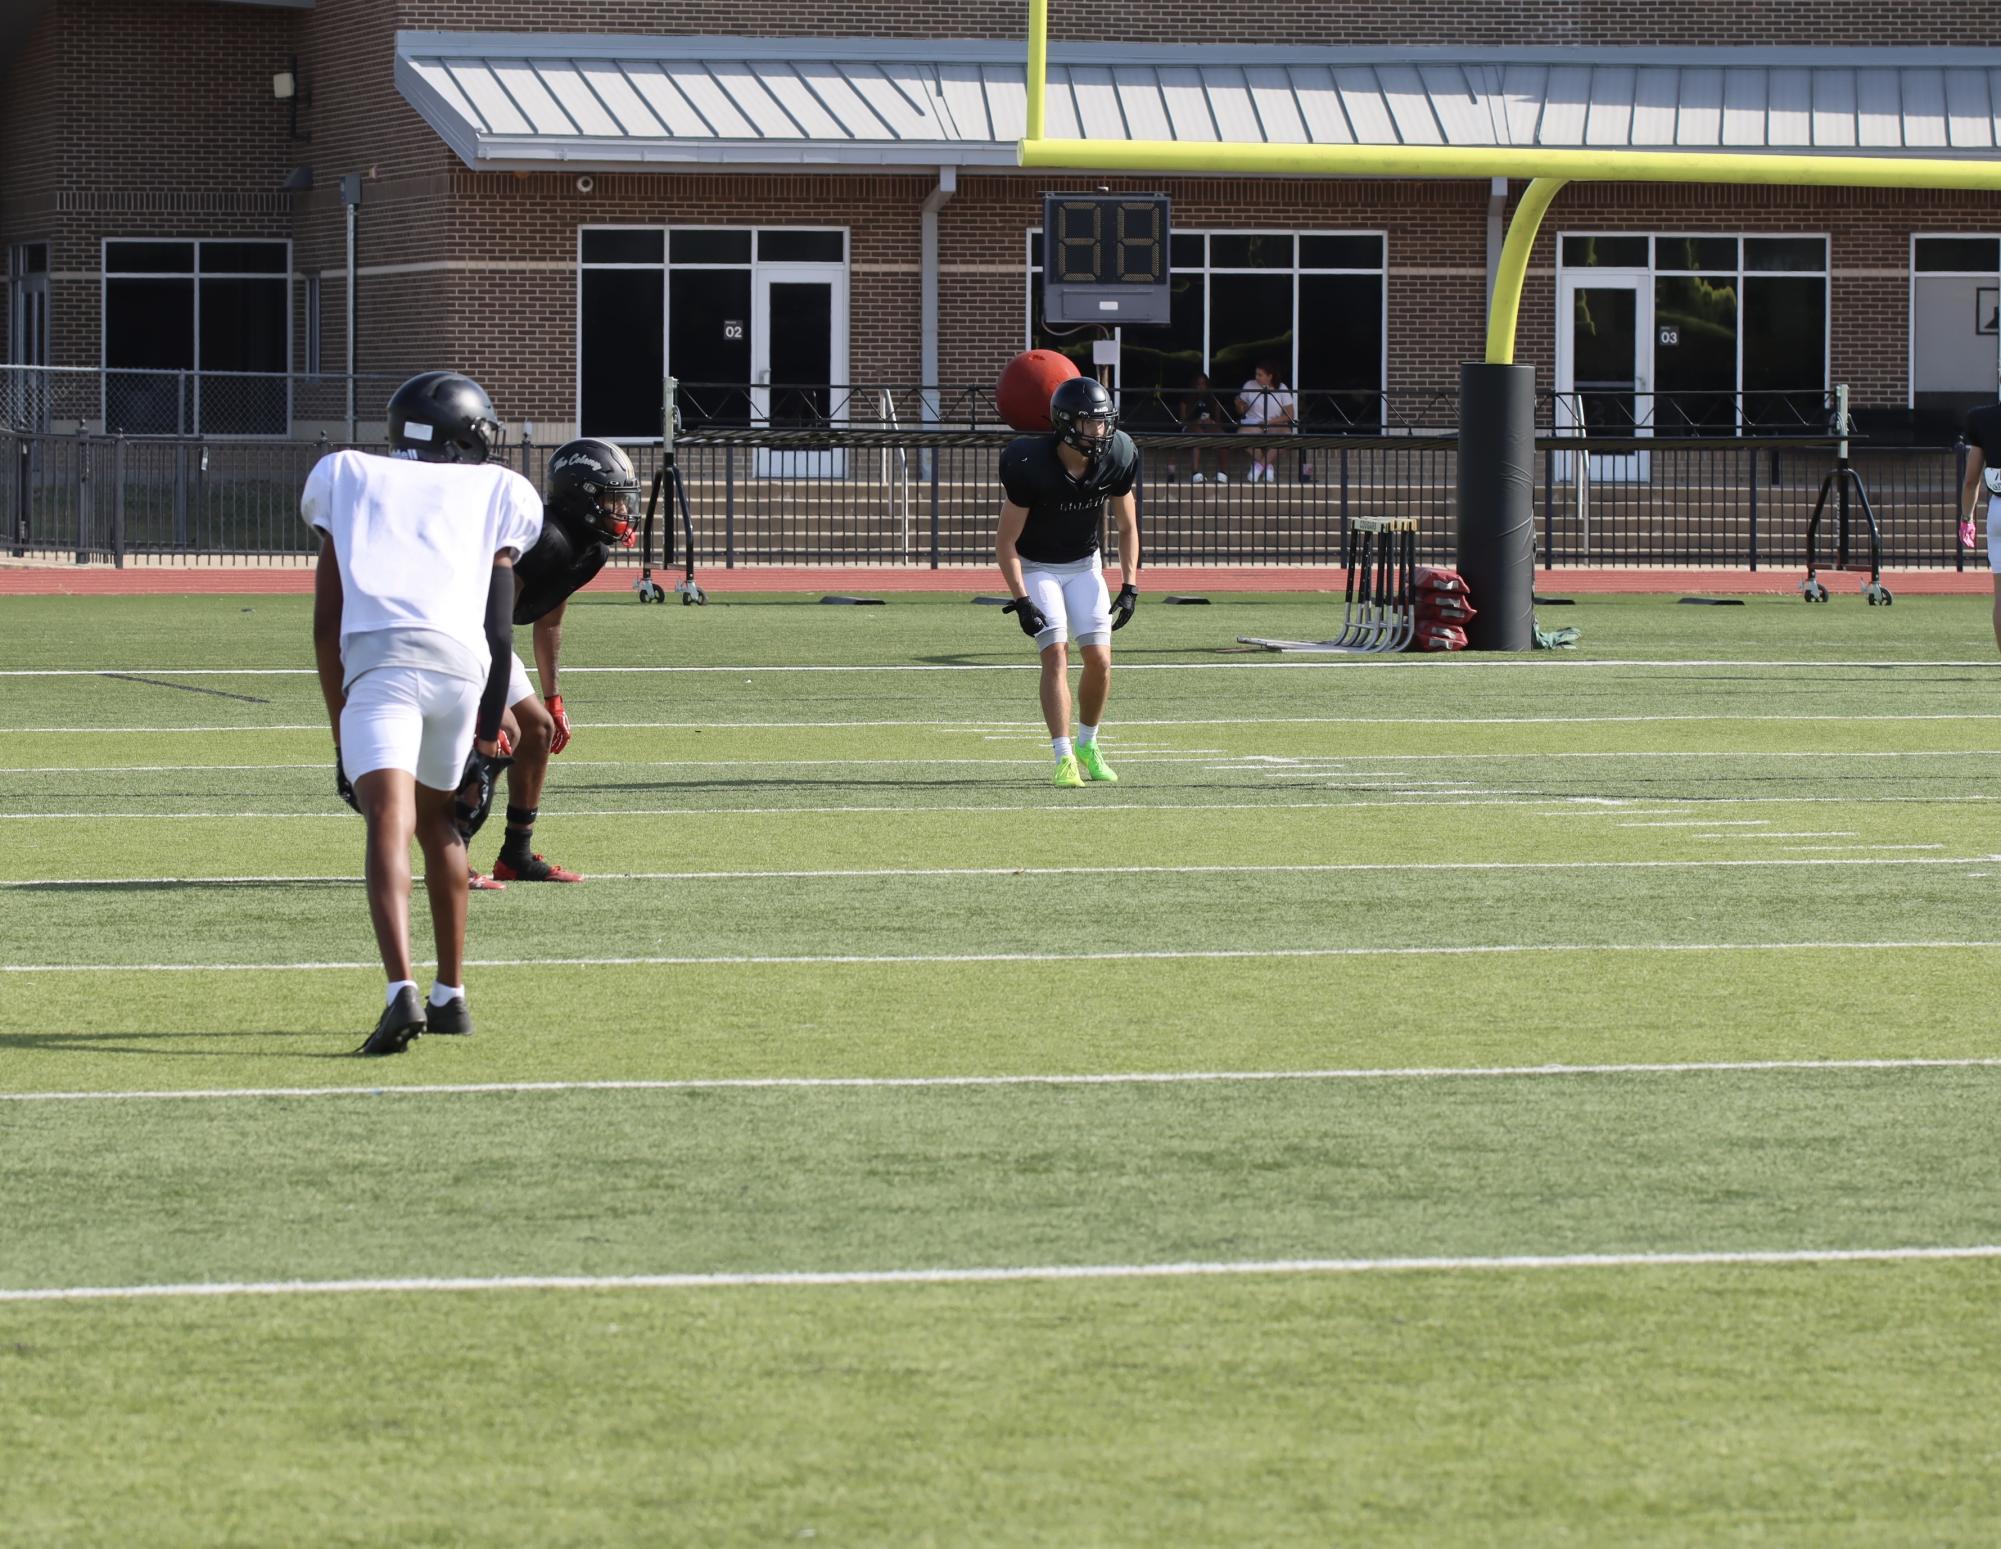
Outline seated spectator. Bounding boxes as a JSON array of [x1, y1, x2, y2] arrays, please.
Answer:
[[1173, 372, 1231, 483], [1236, 360, 1312, 484]]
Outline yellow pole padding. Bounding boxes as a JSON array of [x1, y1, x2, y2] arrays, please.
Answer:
[[1486, 176, 1567, 366], [1026, 0, 1048, 144], [1017, 135, 2001, 193]]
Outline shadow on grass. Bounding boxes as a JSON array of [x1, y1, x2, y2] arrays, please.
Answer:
[[0, 1029, 360, 1060], [6, 879, 357, 893]]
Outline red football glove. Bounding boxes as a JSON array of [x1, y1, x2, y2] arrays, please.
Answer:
[[548, 694, 571, 755]]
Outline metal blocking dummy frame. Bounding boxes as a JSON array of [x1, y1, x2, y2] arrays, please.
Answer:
[[633, 374, 707, 606], [1237, 516, 1418, 655]]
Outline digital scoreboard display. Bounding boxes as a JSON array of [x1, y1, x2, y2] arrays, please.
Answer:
[[1041, 193, 1172, 326]]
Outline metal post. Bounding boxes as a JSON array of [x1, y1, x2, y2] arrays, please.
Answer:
[[73, 427, 88, 564], [173, 442, 189, 548], [1338, 447, 1349, 561], [724, 443, 736, 569], [13, 434, 27, 556], [1956, 439, 1968, 572], [1747, 445, 1759, 571], [111, 433, 127, 569], [1834, 383, 1851, 570], [342, 175, 362, 443], [1542, 445, 1554, 568], [929, 445, 941, 569]]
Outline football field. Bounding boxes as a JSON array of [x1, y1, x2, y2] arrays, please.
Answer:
[[3, 589, 1999, 1546]]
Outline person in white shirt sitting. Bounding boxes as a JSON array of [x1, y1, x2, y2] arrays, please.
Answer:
[[1236, 360, 1304, 484], [304, 371, 544, 1055]]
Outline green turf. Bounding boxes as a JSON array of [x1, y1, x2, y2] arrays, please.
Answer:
[[2, 590, 1999, 1545]]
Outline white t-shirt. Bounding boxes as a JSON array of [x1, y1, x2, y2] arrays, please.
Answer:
[[302, 450, 543, 689], [1238, 380, 1296, 427]]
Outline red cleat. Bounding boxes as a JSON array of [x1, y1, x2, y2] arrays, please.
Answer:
[[467, 868, 508, 891], [492, 852, 583, 884]]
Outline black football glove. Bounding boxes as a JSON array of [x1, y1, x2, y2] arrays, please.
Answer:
[[334, 748, 360, 813], [1002, 595, 1049, 638], [452, 745, 514, 841], [1109, 583, 1138, 631]]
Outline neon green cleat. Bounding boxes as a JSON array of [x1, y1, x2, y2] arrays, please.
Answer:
[[1075, 741, 1119, 782], [1051, 753, 1086, 788]]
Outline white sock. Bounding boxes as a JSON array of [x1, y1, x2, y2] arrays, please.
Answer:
[[1052, 736, 1073, 761], [386, 979, 417, 1008], [1078, 724, 1099, 746], [429, 982, 464, 1009]]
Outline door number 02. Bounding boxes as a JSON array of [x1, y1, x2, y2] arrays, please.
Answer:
[[722, 320, 744, 340]]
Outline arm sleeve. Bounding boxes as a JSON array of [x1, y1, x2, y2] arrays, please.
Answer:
[[474, 563, 517, 742]]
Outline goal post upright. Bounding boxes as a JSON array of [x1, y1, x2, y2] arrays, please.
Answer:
[[1020, 0, 2001, 645]]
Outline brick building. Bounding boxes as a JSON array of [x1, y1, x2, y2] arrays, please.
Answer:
[[6, 0, 2001, 447]]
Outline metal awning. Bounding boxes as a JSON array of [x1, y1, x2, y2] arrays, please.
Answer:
[[395, 34, 2001, 172]]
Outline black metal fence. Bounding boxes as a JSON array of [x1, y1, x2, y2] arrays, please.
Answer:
[[1, 422, 1972, 572]]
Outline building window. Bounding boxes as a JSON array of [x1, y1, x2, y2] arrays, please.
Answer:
[[1025, 228, 1387, 430], [1556, 233, 1827, 435], [578, 227, 848, 441], [1912, 236, 2001, 438], [102, 238, 290, 435]]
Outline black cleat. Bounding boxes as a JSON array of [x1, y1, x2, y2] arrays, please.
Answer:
[[425, 996, 473, 1036], [358, 986, 425, 1056]]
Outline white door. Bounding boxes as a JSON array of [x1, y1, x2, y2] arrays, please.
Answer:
[[751, 265, 847, 479], [1555, 270, 1651, 483]]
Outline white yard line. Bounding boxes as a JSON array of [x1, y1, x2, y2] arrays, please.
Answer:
[[1622, 819, 1769, 827], [14, 712, 2001, 734], [4, 1245, 1998, 1304], [4, 855, 1999, 890], [6, 1056, 1999, 1105], [7, 748, 2001, 777], [6, 939, 2001, 974], [5, 658, 1998, 678], [2, 794, 1993, 819]]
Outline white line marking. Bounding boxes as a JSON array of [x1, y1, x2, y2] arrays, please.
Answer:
[[6, 940, 2001, 974], [4, 856, 1999, 890], [4, 793, 1995, 821], [5, 1245, 1999, 1304], [1693, 832, 1859, 840], [6, 1057, 1997, 1105], [5, 659, 1998, 678], [13, 712, 2001, 735], [1622, 819, 1769, 827], [8, 745, 2001, 776]]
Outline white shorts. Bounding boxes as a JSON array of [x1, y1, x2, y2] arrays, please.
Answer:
[[339, 666, 481, 791], [507, 650, 534, 708], [1021, 558, 1112, 651], [1987, 495, 2001, 572]]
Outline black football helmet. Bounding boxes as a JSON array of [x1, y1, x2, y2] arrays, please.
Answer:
[[1049, 376, 1118, 458], [386, 371, 501, 465], [545, 438, 642, 546]]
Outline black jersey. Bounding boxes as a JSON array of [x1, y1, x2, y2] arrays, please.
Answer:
[[512, 515, 609, 625], [1969, 402, 2001, 465], [999, 430, 1140, 565]]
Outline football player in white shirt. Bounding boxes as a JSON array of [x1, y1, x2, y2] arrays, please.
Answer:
[[304, 371, 544, 1055]]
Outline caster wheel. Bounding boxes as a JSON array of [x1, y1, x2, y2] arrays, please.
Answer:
[[648, 582, 667, 603]]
